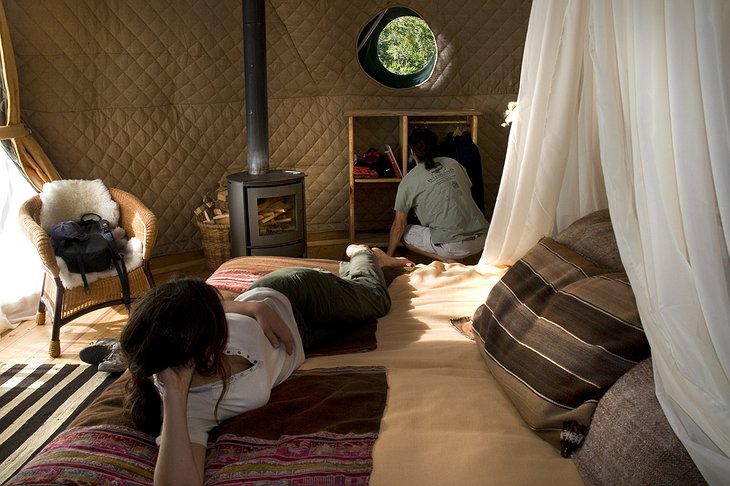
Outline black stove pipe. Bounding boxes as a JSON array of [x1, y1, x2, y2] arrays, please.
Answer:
[[243, 0, 269, 175]]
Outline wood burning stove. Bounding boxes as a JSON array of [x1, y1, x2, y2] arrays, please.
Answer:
[[227, 1, 306, 258], [228, 170, 306, 257]]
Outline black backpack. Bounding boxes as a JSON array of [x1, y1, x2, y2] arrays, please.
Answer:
[[50, 213, 130, 302]]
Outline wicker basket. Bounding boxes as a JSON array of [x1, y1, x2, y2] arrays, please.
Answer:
[[197, 220, 231, 271]]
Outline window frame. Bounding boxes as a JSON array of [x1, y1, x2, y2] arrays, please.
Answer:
[[357, 7, 437, 89]]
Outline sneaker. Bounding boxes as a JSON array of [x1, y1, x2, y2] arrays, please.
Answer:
[[97, 342, 127, 373], [79, 338, 118, 366]]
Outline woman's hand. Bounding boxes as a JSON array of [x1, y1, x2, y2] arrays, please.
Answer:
[[158, 361, 195, 402], [157, 360, 195, 410], [223, 300, 294, 354], [253, 302, 295, 354]]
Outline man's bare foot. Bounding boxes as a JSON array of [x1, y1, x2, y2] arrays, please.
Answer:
[[371, 247, 414, 268]]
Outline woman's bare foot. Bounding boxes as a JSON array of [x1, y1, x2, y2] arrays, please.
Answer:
[[346, 244, 371, 257], [346, 244, 414, 268], [371, 247, 414, 268]]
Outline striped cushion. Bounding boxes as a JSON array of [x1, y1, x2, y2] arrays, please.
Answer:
[[471, 237, 649, 453]]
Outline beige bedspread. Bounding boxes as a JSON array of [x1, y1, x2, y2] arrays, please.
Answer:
[[11, 259, 584, 485], [299, 261, 583, 485]]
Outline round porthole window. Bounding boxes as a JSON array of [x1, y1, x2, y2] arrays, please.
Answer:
[[357, 7, 437, 89]]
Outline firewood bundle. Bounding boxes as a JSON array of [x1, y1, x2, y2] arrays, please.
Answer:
[[256, 198, 294, 234], [194, 183, 230, 225]]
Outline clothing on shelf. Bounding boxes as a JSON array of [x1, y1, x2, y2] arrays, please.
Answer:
[[437, 131, 485, 213]]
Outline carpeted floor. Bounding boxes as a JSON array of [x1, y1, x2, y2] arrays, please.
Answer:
[[0, 363, 119, 483]]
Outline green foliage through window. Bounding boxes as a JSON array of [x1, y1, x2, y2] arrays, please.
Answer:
[[377, 17, 436, 76]]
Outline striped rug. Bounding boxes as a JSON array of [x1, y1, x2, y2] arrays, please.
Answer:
[[0, 363, 119, 483]]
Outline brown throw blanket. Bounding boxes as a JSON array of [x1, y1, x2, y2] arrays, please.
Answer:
[[206, 367, 387, 484], [9, 367, 387, 485]]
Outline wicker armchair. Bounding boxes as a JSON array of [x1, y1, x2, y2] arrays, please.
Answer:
[[18, 187, 158, 357]]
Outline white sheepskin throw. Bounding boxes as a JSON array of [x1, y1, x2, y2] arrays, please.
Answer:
[[39, 179, 143, 289], [39, 179, 120, 233]]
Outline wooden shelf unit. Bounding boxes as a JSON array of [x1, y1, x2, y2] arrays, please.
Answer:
[[345, 109, 481, 243]]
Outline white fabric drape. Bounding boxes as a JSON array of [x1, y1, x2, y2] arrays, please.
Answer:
[[481, 0, 730, 483], [590, 1, 730, 483], [480, 0, 607, 266], [0, 149, 41, 331]]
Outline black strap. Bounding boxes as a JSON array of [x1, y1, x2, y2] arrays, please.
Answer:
[[112, 257, 131, 305], [95, 218, 131, 303], [72, 241, 90, 289]]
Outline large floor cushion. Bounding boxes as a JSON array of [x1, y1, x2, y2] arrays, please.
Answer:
[[573, 358, 707, 485], [472, 232, 650, 455]]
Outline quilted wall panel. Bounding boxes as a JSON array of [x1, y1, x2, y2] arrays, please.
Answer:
[[6, 0, 530, 256]]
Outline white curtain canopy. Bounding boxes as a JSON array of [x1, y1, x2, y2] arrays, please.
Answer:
[[481, 0, 607, 265], [482, 0, 730, 483]]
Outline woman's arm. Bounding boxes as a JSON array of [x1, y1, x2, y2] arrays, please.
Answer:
[[222, 299, 294, 354], [387, 210, 408, 256], [154, 364, 206, 486]]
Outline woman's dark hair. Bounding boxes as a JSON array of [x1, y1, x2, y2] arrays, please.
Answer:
[[120, 277, 229, 435], [408, 127, 440, 171]]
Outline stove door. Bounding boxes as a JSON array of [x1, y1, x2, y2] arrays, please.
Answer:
[[246, 182, 305, 248]]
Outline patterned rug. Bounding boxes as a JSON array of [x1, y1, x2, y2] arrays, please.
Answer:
[[6, 366, 387, 485], [0, 363, 119, 483]]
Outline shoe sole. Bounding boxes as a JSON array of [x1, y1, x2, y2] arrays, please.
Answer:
[[79, 344, 112, 366], [97, 363, 127, 373]]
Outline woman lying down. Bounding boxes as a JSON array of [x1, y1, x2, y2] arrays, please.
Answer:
[[120, 245, 413, 486]]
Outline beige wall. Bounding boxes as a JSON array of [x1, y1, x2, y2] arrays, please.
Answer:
[[6, 0, 530, 255]]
